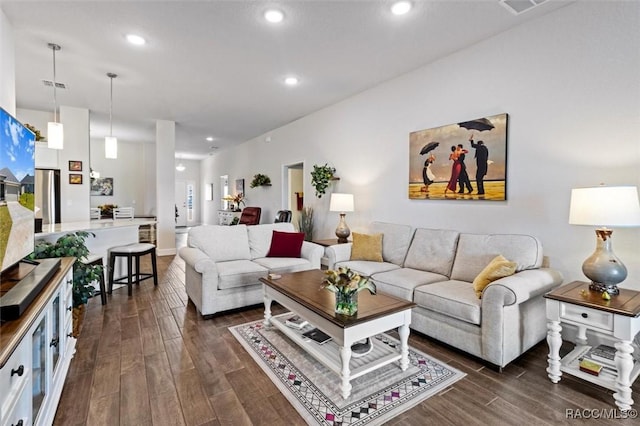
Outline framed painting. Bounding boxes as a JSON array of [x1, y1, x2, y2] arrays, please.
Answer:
[[69, 160, 82, 171], [408, 113, 508, 201], [69, 173, 83, 185], [90, 177, 114, 196], [235, 178, 245, 196]]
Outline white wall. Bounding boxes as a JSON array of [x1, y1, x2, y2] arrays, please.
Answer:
[[201, 2, 640, 288], [90, 137, 153, 216], [0, 8, 15, 114]]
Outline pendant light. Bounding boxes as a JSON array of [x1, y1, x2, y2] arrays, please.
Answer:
[[105, 72, 118, 159], [47, 43, 63, 149], [176, 155, 186, 172]]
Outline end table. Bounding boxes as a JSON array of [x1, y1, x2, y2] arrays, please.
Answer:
[[544, 281, 640, 411]]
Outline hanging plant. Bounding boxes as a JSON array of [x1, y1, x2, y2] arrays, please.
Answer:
[[311, 164, 336, 198], [250, 173, 272, 188]]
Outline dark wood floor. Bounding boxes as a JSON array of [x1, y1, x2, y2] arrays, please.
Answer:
[[54, 239, 640, 425]]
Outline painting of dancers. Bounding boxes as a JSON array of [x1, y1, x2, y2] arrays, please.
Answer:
[[408, 113, 508, 201]]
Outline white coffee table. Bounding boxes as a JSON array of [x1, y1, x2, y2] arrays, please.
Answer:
[[261, 269, 416, 399]]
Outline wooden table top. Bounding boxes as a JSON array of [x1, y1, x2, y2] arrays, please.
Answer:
[[544, 281, 640, 317], [260, 269, 415, 328], [311, 239, 350, 247]]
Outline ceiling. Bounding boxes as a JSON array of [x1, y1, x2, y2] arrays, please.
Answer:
[[2, 0, 569, 160]]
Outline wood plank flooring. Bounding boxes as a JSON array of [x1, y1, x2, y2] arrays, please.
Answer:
[[54, 234, 640, 425]]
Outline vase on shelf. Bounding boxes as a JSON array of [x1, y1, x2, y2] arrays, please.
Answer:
[[335, 291, 358, 316]]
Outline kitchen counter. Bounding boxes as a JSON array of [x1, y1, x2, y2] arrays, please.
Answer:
[[37, 218, 156, 237]]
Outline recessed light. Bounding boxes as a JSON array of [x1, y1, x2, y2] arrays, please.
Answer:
[[126, 34, 146, 45], [205, 136, 214, 142], [264, 9, 284, 23], [391, 1, 412, 15], [284, 76, 299, 86]]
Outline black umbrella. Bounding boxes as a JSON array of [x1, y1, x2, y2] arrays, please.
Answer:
[[458, 118, 494, 132], [420, 141, 439, 155]]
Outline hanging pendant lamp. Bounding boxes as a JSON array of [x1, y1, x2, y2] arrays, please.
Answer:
[[105, 73, 118, 159], [47, 43, 63, 149]]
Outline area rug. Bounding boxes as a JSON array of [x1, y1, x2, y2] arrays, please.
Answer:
[[229, 315, 466, 425]]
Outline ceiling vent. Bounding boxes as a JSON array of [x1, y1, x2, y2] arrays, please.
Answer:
[[42, 80, 66, 89], [499, 0, 547, 15]]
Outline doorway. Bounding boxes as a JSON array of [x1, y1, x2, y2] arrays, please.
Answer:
[[175, 180, 195, 227], [283, 162, 304, 228]]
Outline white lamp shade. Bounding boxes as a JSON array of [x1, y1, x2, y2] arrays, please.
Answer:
[[105, 136, 118, 159], [329, 193, 354, 212], [569, 186, 640, 227], [47, 122, 63, 149]]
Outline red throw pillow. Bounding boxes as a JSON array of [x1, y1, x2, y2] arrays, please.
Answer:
[[267, 231, 305, 258]]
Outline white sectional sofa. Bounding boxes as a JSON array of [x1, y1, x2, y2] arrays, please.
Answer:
[[179, 223, 324, 317], [325, 222, 563, 368]]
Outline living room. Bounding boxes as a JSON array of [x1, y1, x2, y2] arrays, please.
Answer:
[[1, 1, 639, 424]]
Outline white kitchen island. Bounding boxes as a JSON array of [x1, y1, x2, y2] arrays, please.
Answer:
[[36, 218, 157, 286]]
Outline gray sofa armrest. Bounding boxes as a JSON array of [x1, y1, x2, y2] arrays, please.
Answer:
[[325, 242, 353, 269], [179, 246, 218, 274], [482, 268, 564, 307], [301, 241, 324, 269]]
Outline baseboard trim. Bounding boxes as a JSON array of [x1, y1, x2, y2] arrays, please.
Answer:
[[157, 248, 177, 256]]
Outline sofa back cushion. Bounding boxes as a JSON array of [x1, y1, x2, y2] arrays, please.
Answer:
[[450, 233, 544, 283], [247, 222, 295, 259], [368, 222, 415, 266], [188, 225, 250, 262], [404, 228, 460, 276]]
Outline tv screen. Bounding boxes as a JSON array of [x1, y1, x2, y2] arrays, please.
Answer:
[[0, 107, 36, 274]]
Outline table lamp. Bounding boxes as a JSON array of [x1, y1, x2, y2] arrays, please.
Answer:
[[569, 185, 640, 295], [329, 193, 354, 243]]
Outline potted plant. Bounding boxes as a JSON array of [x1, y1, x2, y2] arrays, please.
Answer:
[[30, 231, 103, 337], [250, 173, 272, 188], [298, 206, 314, 241], [311, 164, 337, 198], [98, 204, 118, 217]]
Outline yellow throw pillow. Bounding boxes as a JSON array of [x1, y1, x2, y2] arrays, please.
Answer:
[[350, 232, 383, 262], [473, 255, 517, 299]]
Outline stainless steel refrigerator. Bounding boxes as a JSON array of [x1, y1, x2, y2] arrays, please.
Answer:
[[35, 168, 61, 226]]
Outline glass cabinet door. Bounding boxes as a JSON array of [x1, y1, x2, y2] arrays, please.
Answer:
[[32, 317, 47, 423], [51, 293, 61, 371]]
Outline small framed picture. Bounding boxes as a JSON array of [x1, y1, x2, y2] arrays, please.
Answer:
[[69, 173, 83, 185], [69, 160, 82, 171]]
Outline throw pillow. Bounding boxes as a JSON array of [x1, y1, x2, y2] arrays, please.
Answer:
[[473, 255, 517, 299], [350, 232, 383, 262], [267, 231, 305, 258]]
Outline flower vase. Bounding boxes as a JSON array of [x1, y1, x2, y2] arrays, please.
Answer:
[[335, 291, 358, 316]]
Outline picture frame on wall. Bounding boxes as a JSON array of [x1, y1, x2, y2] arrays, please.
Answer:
[[69, 160, 82, 171], [90, 177, 114, 196], [69, 173, 83, 185], [408, 113, 508, 201], [235, 178, 245, 196]]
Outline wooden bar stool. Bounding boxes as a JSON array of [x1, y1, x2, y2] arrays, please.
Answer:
[[108, 243, 158, 296], [84, 254, 106, 305]]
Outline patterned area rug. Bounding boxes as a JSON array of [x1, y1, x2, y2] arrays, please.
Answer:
[[229, 315, 466, 425]]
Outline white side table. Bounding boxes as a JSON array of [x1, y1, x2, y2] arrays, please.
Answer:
[[545, 281, 640, 411]]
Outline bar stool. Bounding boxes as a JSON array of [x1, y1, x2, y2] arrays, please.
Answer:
[[84, 254, 106, 305], [108, 243, 158, 296]]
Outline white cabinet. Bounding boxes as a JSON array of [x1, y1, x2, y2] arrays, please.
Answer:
[[217, 210, 242, 225], [0, 258, 75, 426]]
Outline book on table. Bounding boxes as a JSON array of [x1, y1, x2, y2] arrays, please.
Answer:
[[285, 315, 309, 330], [579, 358, 603, 376], [302, 328, 332, 345], [586, 344, 617, 368]]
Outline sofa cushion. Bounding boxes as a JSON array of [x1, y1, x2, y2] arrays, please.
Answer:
[[473, 255, 517, 298], [371, 267, 449, 301], [188, 225, 250, 262], [247, 223, 296, 259], [404, 228, 460, 276], [450, 233, 544, 283], [369, 222, 414, 266], [334, 260, 400, 277], [414, 280, 481, 325], [350, 232, 383, 262], [253, 257, 313, 274], [217, 260, 269, 290], [267, 231, 305, 258]]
